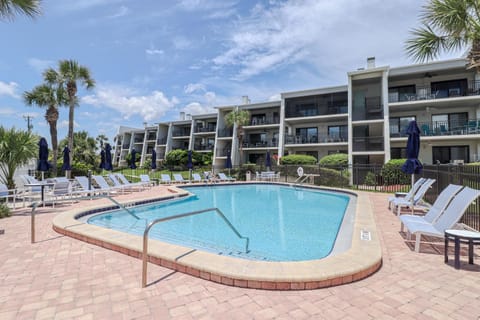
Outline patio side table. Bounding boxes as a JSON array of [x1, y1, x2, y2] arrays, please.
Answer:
[[444, 229, 480, 269]]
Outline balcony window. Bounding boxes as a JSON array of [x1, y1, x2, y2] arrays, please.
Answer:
[[295, 127, 318, 143], [390, 147, 407, 159], [431, 79, 468, 98], [432, 146, 469, 164], [431, 112, 467, 134], [389, 85, 416, 102], [389, 116, 415, 137], [328, 125, 348, 141]]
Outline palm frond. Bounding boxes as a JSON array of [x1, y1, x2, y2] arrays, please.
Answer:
[[0, 0, 41, 20], [405, 25, 447, 62], [422, 0, 469, 34]]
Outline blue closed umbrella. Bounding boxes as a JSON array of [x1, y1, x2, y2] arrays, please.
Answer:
[[225, 150, 232, 176], [151, 149, 157, 170], [401, 120, 423, 187], [61, 146, 71, 171], [186, 150, 193, 169], [265, 151, 272, 170], [37, 137, 50, 179], [99, 150, 106, 170], [104, 143, 113, 171], [129, 149, 137, 169]]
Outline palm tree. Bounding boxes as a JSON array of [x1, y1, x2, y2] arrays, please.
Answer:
[[0, 126, 37, 189], [0, 0, 41, 20], [405, 0, 480, 70], [224, 107, 250, 165], [24, 84, 67, 176], [45, 60, 95, 177]]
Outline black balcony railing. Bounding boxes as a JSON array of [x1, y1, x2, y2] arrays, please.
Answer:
[[389, 81, 480, 103], [285, 104, 347, 118], [172, 130, 190, 137], [157, 138, 167, 145], [194, 144, 214, 151], [390, 119, 480, 137], [195, 126, 216, 133], [215, 148, 231, 157], [241, 141, 278, 148], [122, 144, 130, 149], [217, 128, 233, 137], [352, 136, 384, 152], [249, 117, 280, 126], [284, 133, 347, 144]]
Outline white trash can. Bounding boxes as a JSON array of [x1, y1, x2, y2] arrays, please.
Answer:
[[246, 171, 251, 181]]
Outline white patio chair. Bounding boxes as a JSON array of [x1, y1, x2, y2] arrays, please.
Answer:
[[391, 178, 436, 215], [388, 177, 426, 209], [403, 186, 480, 252], [399, 184, 463, 231], [173, 174, 188, 184], [160, 174, 172, 184]]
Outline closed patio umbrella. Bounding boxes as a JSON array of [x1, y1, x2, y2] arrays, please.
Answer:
[[401, 120, 423, 187], [151, 149, 157, 170], [265, 150, 272, 171], [99, 149, 106, 170], [129, 149, 137, 169], [225, 150, 232, 176], [37, 137, 50, 180], [61, 146, 71, 173], [104, 143, 113, 171], [187, 150, 193, 180]]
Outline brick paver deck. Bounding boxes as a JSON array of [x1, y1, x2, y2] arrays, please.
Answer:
[[1, 187, 479, 319]]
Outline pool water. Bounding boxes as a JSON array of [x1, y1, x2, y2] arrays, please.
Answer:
[[87, 184, 350, 261]]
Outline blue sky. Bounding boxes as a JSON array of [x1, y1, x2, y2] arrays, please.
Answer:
[[0, 0, 461, 145]]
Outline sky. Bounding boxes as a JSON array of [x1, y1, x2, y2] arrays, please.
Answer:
[[0, 0, 462, 146]]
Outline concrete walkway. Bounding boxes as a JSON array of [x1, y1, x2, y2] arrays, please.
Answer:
[[1, 187, 479, 319]]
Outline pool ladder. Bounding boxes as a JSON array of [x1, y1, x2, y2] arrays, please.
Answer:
[[142, 207, 249, 288]]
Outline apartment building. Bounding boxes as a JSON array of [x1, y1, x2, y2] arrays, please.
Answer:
[[113, 57, 480, 168]]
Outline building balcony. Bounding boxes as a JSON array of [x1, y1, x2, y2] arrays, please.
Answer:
[[215, 148, 231, 157], [194, 144, 214, 151], [217, 128, 233, 137], [284, 134, 347, 145], [388, 81, 480, 103], [194, 126, 216, 133], [122, 144, 130, 149], [352, 136, 384, 152], [172, 130, 191, 137], [242, 141, 278, 148], [248, 117, 280, 126], [157, 138, 167, 145], [285, 105, 347, 118], [391, 119, 480, 138]]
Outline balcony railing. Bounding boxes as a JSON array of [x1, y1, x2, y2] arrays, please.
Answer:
[[194, 144, 214, 151], [391, 119, 480, 137], [217, 128, 233, 137], [194, 126, 216, 133], [242, 141, 278, 148], [352, 136, 384, 152], [389, 81, 480, 103], [133, 139, 144, 143], [249, 118, 280, 126], [122, 144, 130, 149], [172, 130, 191, 137], [284, 134, 347, 144], [285, 104, 347, 118], [157, 138, 167, 145]]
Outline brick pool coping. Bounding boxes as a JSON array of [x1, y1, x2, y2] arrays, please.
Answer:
[[52, 184, 382, 290]]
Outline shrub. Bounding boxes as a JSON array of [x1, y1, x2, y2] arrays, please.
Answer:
[[318, 153, 348, 167], [0, 203, 11, 218], [364, 171, 377, 186], [381, 159, 410, 185], [165, 149, 188, 166], [71, 161, 94, 177], [280, 154, 317, 165], [315, 167, 349, 187]]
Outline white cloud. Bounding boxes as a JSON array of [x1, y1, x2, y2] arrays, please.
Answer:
[[0, 107, 15, 115], [173, 36, 192, 50], [27, 58, 55, 73], [108, 5, 129, 19], [268, 93, 281, 101], [82, 84, 178, 122], [184, 83, 206, 94], [177, 0, 238, 19], [0, 81, 19, 98], [53, 0, 123, 12], [59, 120, 80, 129], [212, 0, 422, 80], [145, 48, 164, 56], [181, 102, 216, 115]]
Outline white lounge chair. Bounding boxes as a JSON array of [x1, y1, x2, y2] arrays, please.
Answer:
[[173, 174, 188, 183], [92, 175, 119, 195], [192, 173, 206, 183], [388, 177, 426, 210], [403, 186, 480, 252], [160, 174, 172, 184], [392, 178, 436, 215], [139, 174, 156, 187], [116, 173, 148, 189], [47, 180, 73, 207], [106, 174, 133, 193], [217, 172, 235, 182], [0, 183, 22, 209], [399, 184, 463, 231]]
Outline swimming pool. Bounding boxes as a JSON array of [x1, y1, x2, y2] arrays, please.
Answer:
[[87, 184, 351, 261], [53, 183, 382, 290]]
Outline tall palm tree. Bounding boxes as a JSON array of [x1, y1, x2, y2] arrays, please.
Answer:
[[0, 0, 41, 20], [0, 126, 37, 189], [405, 0, 480, 70], [45, 60, 95, 177], [224, 107, 250, 165], [23, 83, 67, 176]]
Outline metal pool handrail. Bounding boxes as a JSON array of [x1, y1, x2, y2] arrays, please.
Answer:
[[142, 207, 250, 288]]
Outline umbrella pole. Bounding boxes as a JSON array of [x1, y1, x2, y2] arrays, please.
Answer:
[[41, 172, 44, 181], [411, 174, 415, 214]]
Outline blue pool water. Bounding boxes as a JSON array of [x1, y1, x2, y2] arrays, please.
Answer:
[[87, 184, 350, 261]]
